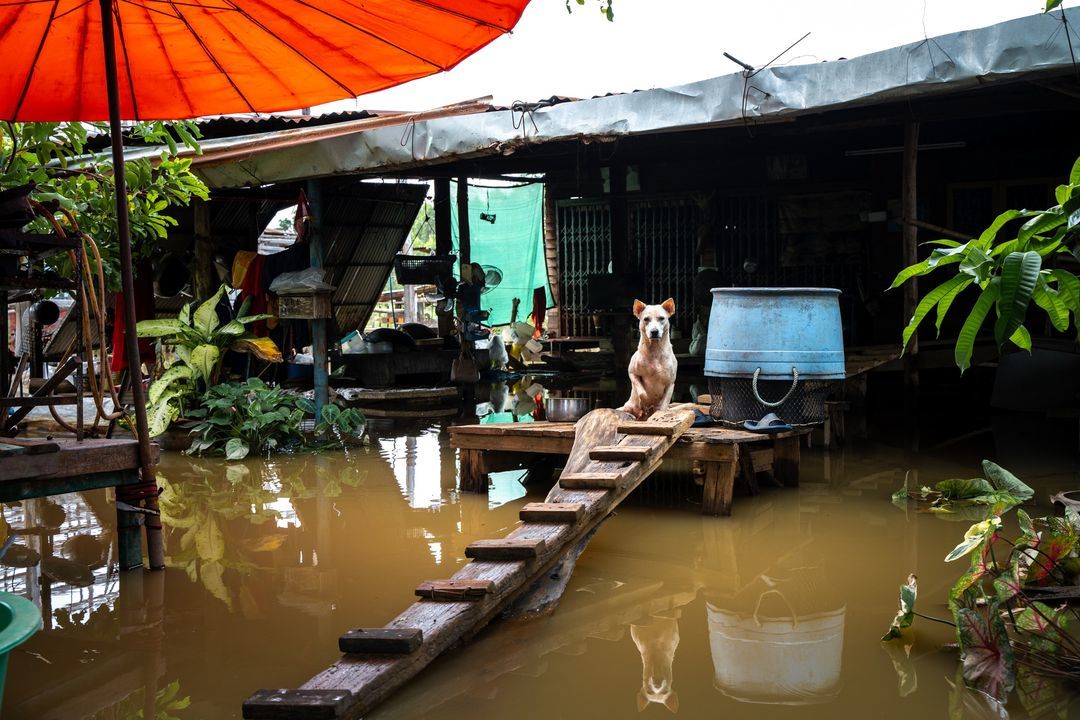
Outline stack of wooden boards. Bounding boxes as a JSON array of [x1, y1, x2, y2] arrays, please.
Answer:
[[243, 406, 697, 720]]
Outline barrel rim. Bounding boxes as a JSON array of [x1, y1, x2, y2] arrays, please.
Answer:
[[709, 287, 842, 296]]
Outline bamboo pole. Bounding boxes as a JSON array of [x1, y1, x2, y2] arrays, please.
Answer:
[[902, 122, 920, 453]]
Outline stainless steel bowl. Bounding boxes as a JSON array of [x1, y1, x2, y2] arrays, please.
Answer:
[[545, 397, 593, 422]]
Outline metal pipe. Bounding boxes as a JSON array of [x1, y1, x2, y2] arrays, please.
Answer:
[[98, 0, 164, 570]]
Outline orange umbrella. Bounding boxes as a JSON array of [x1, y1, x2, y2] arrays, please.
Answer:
[[0, 0, 531, 569], [1, 0, 530, 121]]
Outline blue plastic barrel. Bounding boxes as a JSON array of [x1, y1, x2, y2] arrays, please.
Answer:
[[705, 288, 845, 381]]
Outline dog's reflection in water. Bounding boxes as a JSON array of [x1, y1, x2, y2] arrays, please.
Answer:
[[630, 613, 681, 713]]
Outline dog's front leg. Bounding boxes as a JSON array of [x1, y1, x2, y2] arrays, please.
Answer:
[[620, 373, 649, 419]]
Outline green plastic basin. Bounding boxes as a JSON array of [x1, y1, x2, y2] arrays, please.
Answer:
[[0, 592, 42, 711]]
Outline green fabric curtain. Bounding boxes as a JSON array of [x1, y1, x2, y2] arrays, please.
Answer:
[[450, 181, 553, 326]]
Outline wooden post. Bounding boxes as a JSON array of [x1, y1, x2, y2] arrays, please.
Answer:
[[459, 448, 487, 492], [434, 178, 453, 338], [193, 198, 213, 300], [773, 435, 801, 487], [456, 177, 471, 272], [306, 179, 329, 421], [902, 122, 920, 452], [542, 185, 561, 335], [702, 458, 738, 516], [99, 0, 163, 570], [609, 164, 633, 373]]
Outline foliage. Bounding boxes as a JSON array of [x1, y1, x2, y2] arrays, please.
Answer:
[[0, 121, 208, 291], [891, 155, 1080, 372], [884, 460, 1080, 704], [158, 458, 365, 611], [566, 0, 614, 21], [136, 284, 280, 435], [185, 377, 366, 460]]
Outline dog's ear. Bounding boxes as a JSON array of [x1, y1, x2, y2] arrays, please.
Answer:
[[636, 687, 649, 712], [633, 299, 646, 318], [663, 691, 679, 714], [661, 298, 676, 316]]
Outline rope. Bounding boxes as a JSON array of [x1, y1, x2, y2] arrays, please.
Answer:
[[751, 366, 799, 408]]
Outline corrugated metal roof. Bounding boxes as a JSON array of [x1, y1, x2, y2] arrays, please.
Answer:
[[159, 9, 1080, 188], [319, 181, 428, 333]]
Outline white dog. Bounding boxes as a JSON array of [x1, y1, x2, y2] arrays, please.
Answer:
[[630, 615, 681, 713], [620, 298, 678, 420]]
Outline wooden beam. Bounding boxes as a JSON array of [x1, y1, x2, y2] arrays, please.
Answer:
[[415, 579, 495, 600], [589, 445, 651, 462], [193, 198, 213, 300], [558, 471, 623, 489]]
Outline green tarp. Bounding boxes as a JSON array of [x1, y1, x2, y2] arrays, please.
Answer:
[[450, 181, 553, 327]]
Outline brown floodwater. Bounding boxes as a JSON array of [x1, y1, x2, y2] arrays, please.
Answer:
[[3, 415, 1079, 719]]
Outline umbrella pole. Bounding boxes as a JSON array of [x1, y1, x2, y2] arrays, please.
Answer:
[[98, 0, 165, 570]]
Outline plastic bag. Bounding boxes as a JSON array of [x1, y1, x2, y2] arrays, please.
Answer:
[[269, 267, 335, 294]]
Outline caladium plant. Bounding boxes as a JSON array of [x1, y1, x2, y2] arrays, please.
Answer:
[[884, 460, 1080, 707]]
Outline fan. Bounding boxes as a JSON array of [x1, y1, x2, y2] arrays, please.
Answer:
[[481, 265, 503, 294]]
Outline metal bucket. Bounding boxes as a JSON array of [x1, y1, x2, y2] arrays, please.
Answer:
[[0, 592, 41, 711], [705, 288, 844, 426]]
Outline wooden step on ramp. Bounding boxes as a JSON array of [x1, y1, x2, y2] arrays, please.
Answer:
[[519, 502, 584, 522], [339, 628, 422, 655], [243, 405, 696, 720]]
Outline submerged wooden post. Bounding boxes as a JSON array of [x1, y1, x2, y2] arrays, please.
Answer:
[[902, 122, 920, 452], [306, 179, 329, 421]]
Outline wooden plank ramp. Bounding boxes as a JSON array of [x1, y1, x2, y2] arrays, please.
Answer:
[[242, 406, 696, 719]]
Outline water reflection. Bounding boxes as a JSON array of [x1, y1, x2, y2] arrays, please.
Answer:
[[3, 426, 1079, 719]]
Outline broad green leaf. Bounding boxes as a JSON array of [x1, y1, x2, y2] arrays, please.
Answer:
[[1071, 153, 1080, 185], [888, 246, 966, 289], [1032, 278, 1069, 332], [957, 602, 1016, 701], [936, 478, 995, 499], [921, 238, 963, 248], [1051, 269, 1080, 314], [174, 344, 192, 366], [147, 391, 181, 437], [1047, 0, 1065, 11], [199, 559, 233, 610], [1055, 184, 1071, 205], [994, 251, 1041, 348], [982, 460, 1034, 501], [958, 245, 994, 283], [936, 276, 974, 335], [194, 284, 227, 335], [901, 275, 971, 353], [178, 302, 191, 325], [148, 364, 193, 405], [190, 344, 221, 385], [225, 437, 249, 461], [978, 210, 1026, 247], [217, 320, 246, 337], [945, 517, 1001, 562], [136, 319, 185, 338], [1018, 508, 1036, 538], [956, 280, 999, 373], [882, 574, 918, 641], [1009, 324, 1031, 351], [236, 314, 274, 325]]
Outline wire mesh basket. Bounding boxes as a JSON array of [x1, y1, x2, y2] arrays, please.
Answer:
[[708, 377, 833, 428], [393, 254, 457, 285]]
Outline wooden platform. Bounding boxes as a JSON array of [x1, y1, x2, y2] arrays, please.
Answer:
[[243, 407, 700, 720], [450, 415, 807, 516], [0, 436, 159, 570]]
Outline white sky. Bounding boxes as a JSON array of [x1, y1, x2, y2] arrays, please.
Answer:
[[314, 0, 1080, 114]]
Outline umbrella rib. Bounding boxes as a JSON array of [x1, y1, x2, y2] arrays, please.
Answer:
[[401, 0, 515, 33], [220, 0, 366, 94], [112, 0, 141, 120], [166, 0, 258, 114], [12, 0, 59, 120], [293, 0, 446, 71]]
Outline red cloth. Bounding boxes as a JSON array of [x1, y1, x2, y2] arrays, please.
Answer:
[[294, 189, 311, 243], [110, 267, 156, 372], [530, 286, 547, 338], [238, 253, 269, 336]]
